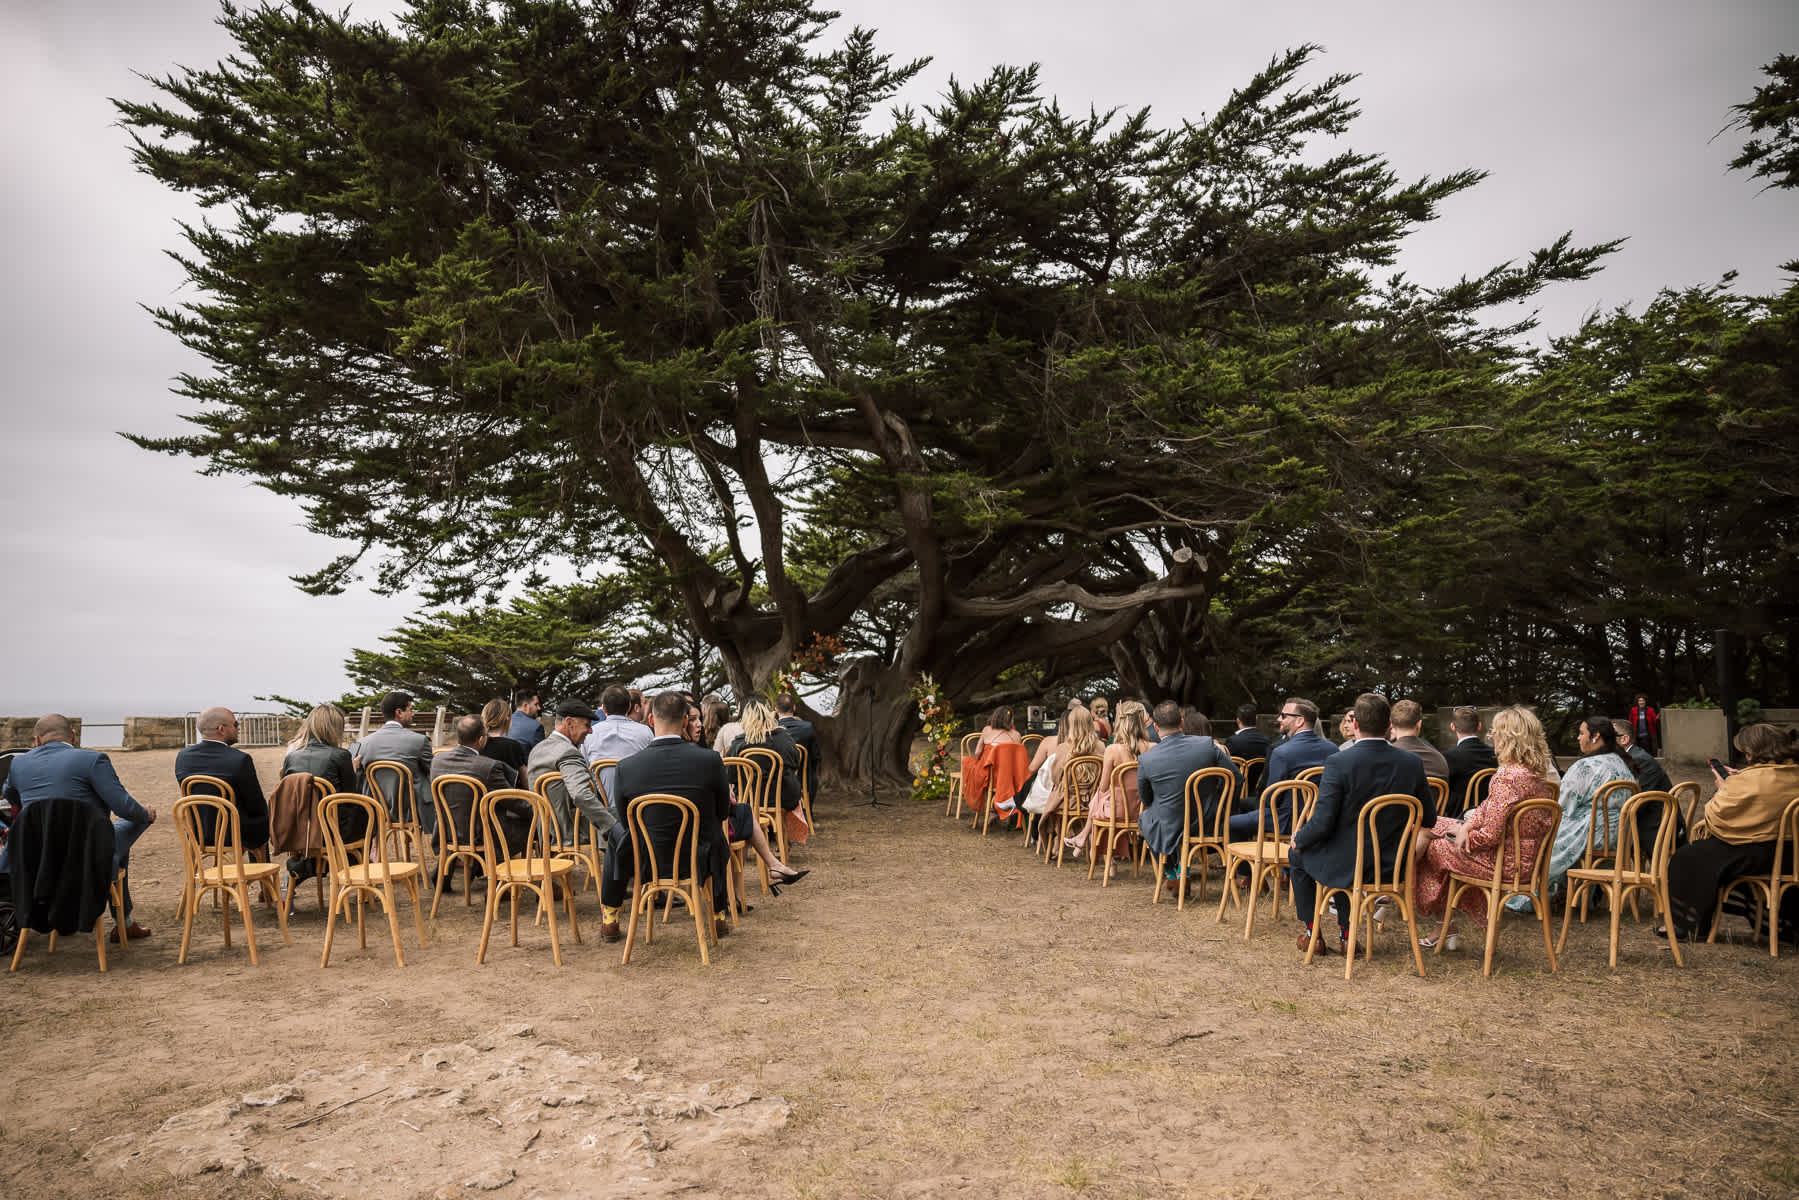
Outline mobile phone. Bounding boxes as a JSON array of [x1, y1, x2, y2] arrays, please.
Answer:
[[1707, 757, 1728, 776]]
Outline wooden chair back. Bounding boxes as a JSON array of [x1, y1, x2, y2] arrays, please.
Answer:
[[173, 791, 247, 870], [1427, 777, 1449, 815], [364, 760, 419, 826], [1255, 780, 1316, 851], [1464, 767, 1497, 813], [472, 788, 572, 966], [724, 755, 762, 805], [319, 792, 391, 875], [1583, 778, 1638, 867], [1183, 766, 1238, 844], [1060, 754, 1105, 819], [479, 788, 554, 869], [173, 792, 291, 964], [1610, 788, 1678, 881], [1022, 734, 1043, 758], [621, 792, 714, 965], [1436, 794, 1563, 976], [1349, 792, 1423, 898], [430, 773, 485, 852], [1237, 756, 1267, 795], [740, 746, 785, 813], [1296, 766, 1325, 784], [587, 757, 619, 809], [1670, 780, 1703, 836]]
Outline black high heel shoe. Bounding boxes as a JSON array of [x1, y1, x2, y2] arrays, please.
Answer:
[[773, 867, 810, 885]]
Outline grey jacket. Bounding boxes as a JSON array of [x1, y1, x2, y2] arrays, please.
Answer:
[[527, 732, 616, 841]]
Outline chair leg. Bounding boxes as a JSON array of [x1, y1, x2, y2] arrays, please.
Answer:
[[1538, 889, 1559, 973], [564, 876, 582, 944], [1342, 892, 1360, 981], [236, 882, 261, 966], [356, 891, 368, 950], [691, 884, 710, 966], [272, 881, 293, 947], [430, 854, 450, 919], [476, 881, 499, 965], [543, 881, 563, 968], [621, 891, 642, 965], [383, 881, 406, 967], [10, 927, 28, 971], [321, 880, 340, 968], [1657, 887, 1684, 967], [93, 915, 108, 973], [178, 883, 199, 964], [1606, 887, 1623, 969], [1480, 891, 1502, 977], [1555, 882, 1580, 955], [407, 876, 428, 948]]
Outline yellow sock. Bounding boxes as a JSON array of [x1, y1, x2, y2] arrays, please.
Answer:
[[601, 905, 620, 923]]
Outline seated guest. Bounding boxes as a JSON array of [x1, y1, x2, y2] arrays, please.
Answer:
[[1259, 698, 1337, 833], [1137, 700, 1237, 885], [775, 693, 823, 802], [1442, 706, 1498, 818], [1612, 719, 1672, 793], [979, 705, 1024, 748], [583, 685, 655, 805], [280, 703, 361, 879], [176, 706, 271, 852], [703, 698, 735, 754], [508, 692, 547, 748], [1524, 714, 1638, 911], [1225, 703, 1272, 763], [1090, 697, 1112, 742], [1412, 705, 1558, 949], [526, 700, 616, 842], [431, 714, 522, 862], [1290, 693, 1434, 953], [1007, 706, 1092, 830], [351, 691, 434, 835], [629, 688, 649, 727], [710, 701, 745, 758], [1666, 724, 1799, 940], [1018, 711, 1066, 849], [2, 713, 157, 941], [729, 697, 804, 814], [1337, 707, 1356, 748], [1065, 701, 1153, 864], [478, 699, 529, 779], [600, 692, 739, 942], [1389, 700, 1449, 781]]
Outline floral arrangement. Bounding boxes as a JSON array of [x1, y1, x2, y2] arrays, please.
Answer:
[[909, 673, 957, 805], [770, 632, 848, 700]]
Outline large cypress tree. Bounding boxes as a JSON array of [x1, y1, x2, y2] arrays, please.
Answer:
[[121, 0, 1607, 776]]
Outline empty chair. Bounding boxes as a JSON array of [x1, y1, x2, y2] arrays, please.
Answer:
[[172, 793, 292, 965], [319, 792, 428, 967], [475, 787, 580, 966]]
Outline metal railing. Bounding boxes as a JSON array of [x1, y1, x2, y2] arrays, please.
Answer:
[[183, 712, 284, 747]]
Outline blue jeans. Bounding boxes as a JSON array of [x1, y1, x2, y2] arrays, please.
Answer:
[[113, 816, 151, 923]]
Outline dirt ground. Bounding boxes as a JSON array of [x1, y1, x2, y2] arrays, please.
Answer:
[[2, 748, 1796, 1200]]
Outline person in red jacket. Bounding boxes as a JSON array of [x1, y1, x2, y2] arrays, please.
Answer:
[[1628, 695, 1660, 756]]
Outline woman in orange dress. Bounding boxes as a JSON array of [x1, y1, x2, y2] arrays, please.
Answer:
[[1411, 705, 1558, 949]]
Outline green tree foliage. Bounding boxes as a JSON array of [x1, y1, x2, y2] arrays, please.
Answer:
[[344, 576, 721, 712], [1730, 54, 1799, 193], [120, 0, 1611, 774]]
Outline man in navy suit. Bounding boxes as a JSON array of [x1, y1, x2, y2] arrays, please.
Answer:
[[1442, 706, 1499, 818], [1289, 693, 1434, 953], [1136, 700, 1238, 882], [3, 713, 158, 939], [1257, 697, 1338, 833], [600, 691, 733, 942], [775, 693, 821, 803], [175, 707, 271, 850]]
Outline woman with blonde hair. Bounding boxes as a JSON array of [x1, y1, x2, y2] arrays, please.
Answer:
[[1065, 701, 1151, 861], [282, 704, 355, 795], [1411, 705, 1558, 949], [729, 697, 803, 813], [1090, 697, 1113, 742], [1038, 705, 1103, 835]]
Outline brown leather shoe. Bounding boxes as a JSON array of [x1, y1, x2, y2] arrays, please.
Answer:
[[110, 923, 152, 943], [599, 920, 622, 943], [713, 918, 730, 939], [1297, 929, 1333, 955]]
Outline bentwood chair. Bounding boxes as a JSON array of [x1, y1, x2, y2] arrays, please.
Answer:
[[1462, 767, 1498, 818], [365, 760, 426, 869], [1215, 780, 1317, 940], [1295, 766, 1326, 786], [319, 792, 427, 967], [476, 788, 580, 967], [7, 797, 128, 974], [1052, 754, 1104, 866], [977, 741, 1031, 836], [948, 732, 982, 819], [1709, 794, 1799, 957], [741, 745, 791, 859], [724, 754, 770, 903], [794, 743, 818, 834], [1155, 766, 1238, 910], [1022, 733, 1044, 759], [620, 793, 717, 966], [1304, 793, 1427, 980], [172, 794, 292, 966], [1233, 756, 1268, 798], [563, 763, 612, 898], [1576, 778, 1641, 924], [1434, 796, 1563, 976], [1088, 761, 1141, 886], [428, 773, 488, 918], [1557, 789, 1683, 968], [1427, 777, 1449, 818], [1670, 780, 1704, 841], [176, 774, 278, 917]]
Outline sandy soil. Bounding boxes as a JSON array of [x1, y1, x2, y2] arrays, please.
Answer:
[[1, 748, 1795, 1200]]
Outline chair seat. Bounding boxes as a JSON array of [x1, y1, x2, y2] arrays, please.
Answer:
[[339, 861, 423, 885], [200, 861, 283, 885], [493, 857, 576, 881], [1565, 868, 1657, 886], [1224, 840, 1288, 862]]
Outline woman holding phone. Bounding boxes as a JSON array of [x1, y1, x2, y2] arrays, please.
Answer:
[[1664, 724, 1799, 940]]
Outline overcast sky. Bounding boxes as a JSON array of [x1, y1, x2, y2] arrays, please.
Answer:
[[2, 0, 1793, 728]]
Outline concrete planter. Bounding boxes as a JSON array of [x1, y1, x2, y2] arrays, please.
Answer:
[[1662, 708, 1726, 764]]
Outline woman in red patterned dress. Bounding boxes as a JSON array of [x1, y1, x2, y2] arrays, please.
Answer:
[[1411, 705, 1558, 949]]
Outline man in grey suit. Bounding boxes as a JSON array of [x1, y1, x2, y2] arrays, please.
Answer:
[[1290, 693, 1435, 954], [1136, 700, 1238, 885], [352, 690, 434, 836], [526, 699, 616, 843], [430, 715, 518, 860]]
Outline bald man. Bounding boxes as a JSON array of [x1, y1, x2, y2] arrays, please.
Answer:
[[174, 707, 271, 850], [2, 714, 157, 940]]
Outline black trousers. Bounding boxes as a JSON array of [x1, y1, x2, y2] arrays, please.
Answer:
[[1290, 864, 1350, 931], [1668, 837, 1778, 938]]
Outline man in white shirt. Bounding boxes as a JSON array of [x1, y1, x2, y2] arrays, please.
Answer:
[[582, 685, 655, 809]]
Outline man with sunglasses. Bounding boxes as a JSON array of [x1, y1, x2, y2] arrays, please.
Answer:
[[1258, 698, 1337, 833]]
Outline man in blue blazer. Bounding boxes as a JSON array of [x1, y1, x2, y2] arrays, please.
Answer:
[[1289, 693, 1434, 952], [1255, 697, 1338, 834], [175, 707, 272, 850], [1137, 700, 1239, 879], [3, 713, 157, 939]]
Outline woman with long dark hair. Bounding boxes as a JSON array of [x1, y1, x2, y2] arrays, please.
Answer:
[[1536, 714, 1638, 904]]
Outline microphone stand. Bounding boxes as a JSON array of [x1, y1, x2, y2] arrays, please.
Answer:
[[863, 684, 882, 807]]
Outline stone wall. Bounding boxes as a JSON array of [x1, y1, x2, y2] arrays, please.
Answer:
[[123, 717, 188, 751], [0, 717, 78, 747]]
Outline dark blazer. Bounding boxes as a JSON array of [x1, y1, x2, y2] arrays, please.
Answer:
[[614, 737, 731, 895], [1292, 738, 1433, 890], [176, 738, 271, 848], [777, 716, 822, 799], [9, 796, 117, 936], [1442, 736, 1498, 817], [3, 741, 152, 827], [429, 745, 517, 846], [282, 741, 356, 796], [1259, 729, 1338, 829], [1225, 727, 1272, 762], [1136, 732, 1238, 858], [730, 728, 803, 811]]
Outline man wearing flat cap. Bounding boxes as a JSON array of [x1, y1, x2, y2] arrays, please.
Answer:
[[526, 699, 616, 842]]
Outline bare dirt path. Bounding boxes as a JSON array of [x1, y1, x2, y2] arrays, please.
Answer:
[[2, 749, 1795, 1199]]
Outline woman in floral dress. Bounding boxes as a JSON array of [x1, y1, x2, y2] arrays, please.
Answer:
[[1413, 705, 1559, 945]]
